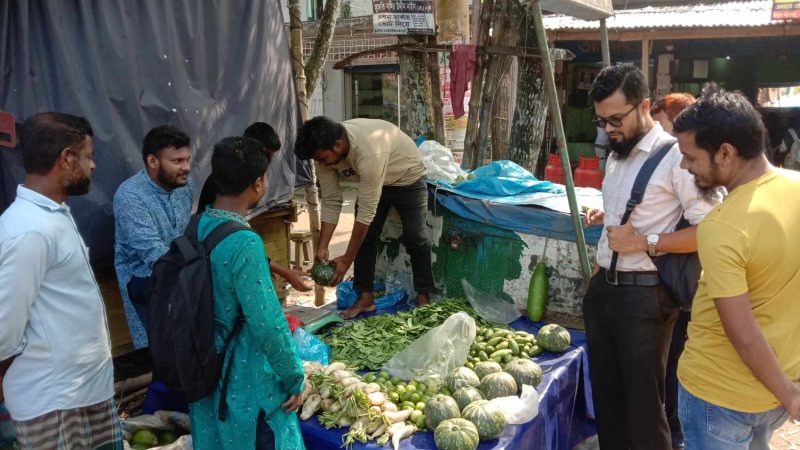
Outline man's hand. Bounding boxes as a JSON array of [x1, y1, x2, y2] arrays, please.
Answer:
[[606, 221, 647, 253], [282, 393, 303, 413], [282, 268, 312, 292], [316, 247, 329, 263], [584, 208, 605, 227], [329, 255, 354, 286], [787, 382, 800, 421]]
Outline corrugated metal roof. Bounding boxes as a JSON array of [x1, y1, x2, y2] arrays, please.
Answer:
[[543, 1, 789, 30]]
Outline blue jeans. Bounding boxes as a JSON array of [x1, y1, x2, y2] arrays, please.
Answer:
[[678, 383, 789, 450]]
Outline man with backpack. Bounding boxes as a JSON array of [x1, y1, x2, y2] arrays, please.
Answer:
[[582, 64, 722, 449], [0, 113, 122, 449], [163, 136, 304, 450]]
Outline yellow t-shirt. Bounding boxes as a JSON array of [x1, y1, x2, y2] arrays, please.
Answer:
[[678, 169, 800, 412]]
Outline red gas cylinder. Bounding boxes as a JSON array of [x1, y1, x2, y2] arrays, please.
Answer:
[[544, 153, 565, 184], [574, 156, 603, 189]]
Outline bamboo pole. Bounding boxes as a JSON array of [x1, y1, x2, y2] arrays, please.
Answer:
[[531, 1, 591, 287], [289, 0, 326, 306], [427, 36, 446, 144], [462, 0, 495, 169]]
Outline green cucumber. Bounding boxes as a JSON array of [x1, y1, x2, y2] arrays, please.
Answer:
[[489, 349, 513, 359]]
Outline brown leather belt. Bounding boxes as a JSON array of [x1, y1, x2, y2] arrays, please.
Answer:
[[601, 268, 660, 286]]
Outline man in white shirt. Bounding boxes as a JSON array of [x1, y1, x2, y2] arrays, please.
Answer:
[[582, 65, 722, 450], [0, 113, 120, 449]]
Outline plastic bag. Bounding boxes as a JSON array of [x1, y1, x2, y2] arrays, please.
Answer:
[[335, 280, 407, 310], [123, 435, 193, 450], [121, 411, 190, 441], [488, 384, 540, 424], [293, 327, 330, 365], [382, 312, 476, 387], [461, 279, 521, 324], [419, 140, 467, 183]]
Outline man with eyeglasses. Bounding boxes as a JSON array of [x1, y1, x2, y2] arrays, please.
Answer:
[[581, 64, 722, 450]]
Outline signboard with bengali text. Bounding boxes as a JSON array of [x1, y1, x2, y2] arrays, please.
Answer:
[[772, 0, 800, 20], [372, 0, 435, 35]]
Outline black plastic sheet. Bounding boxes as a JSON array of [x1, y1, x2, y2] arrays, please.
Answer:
[[0, 0, 312, 267]]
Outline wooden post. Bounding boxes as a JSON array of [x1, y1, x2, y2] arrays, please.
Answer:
[[641, 38, 650, 87], [600, 18, 611, 67], [531, 1, 591, 287], [428, 35, 446, 144]]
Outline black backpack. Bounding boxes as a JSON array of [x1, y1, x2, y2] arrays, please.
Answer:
[[147, 213, 252, 420]]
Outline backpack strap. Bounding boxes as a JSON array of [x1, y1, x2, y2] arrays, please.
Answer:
[[607, 138, 676, 283], [193, 214, 255, 421]]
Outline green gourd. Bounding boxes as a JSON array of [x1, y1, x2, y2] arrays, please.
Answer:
[[527, 261, 548, 322]]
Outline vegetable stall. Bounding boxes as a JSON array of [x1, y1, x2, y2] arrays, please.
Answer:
[[296, 299, 595, 450]]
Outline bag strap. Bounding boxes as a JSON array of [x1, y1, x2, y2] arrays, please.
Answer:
[[607, 139, 676, 282]]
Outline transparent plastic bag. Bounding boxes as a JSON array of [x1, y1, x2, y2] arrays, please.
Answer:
[[461, 279, 522, 324], [382, 312, 476, 387], [124, 435, 192, 450], [419, 140, 467, 183], [488, 384, 540, 424], [293, 328, 330, 365]]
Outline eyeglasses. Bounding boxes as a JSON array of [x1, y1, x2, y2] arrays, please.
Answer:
[[593, 102, 641, 128]]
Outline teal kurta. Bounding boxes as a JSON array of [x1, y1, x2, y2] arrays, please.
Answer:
[[189, 210, 306, 450]]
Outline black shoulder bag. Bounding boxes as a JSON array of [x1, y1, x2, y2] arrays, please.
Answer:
[[608, 139, 700, 311]]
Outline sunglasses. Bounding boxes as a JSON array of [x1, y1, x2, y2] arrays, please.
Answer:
[[593, 102, 641, 128]]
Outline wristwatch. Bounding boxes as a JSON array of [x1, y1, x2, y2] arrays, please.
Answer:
[[647, 233, 660, 256]]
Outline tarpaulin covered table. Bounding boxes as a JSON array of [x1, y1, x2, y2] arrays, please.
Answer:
[[300, 315, 596, 450]]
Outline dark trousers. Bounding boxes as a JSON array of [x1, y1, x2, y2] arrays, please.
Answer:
[[353, 177, 435, 295], [582, 272, 679, 450], [255, 411, 275, 450], [665, 309, 690, 449]]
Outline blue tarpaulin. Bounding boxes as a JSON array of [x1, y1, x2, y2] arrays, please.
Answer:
[[299, 309, 596, 450]]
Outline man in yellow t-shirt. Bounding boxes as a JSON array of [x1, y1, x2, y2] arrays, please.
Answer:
[[294, 117, 432, 319], [674, 83, 800, 450]]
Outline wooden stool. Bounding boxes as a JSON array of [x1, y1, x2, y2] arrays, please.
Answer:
[[289, 230, 313, 270]]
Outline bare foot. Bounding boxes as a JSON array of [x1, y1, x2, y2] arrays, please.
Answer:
[[341, 292, 376, 320], [341, 301, 376, 319], [416, 292, 430, 306]]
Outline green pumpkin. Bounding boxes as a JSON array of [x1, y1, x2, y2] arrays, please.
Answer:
[[310, 261, 336, 286], [537, 324, 571, 353], [452, 386, 484, 412], [424, 394, 461, 431], [504, 358, 543, 390], [479, 372, 518, 400], [446, 367, 480, 392], [461, 400, 506, 441], [473, 361, 503, 381], [434, 418, 481, 450]]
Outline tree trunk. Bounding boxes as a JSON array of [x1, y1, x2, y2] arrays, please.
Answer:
[[507, 0, 549, 173], [399, 35, 435, 140], [288, 0, 325, 306], [305, 0, 339, 97], [491, 61, 513, 161], [462, 0, 495, 169], [427, 36, 446, 144]]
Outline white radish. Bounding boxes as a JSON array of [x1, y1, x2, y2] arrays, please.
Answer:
[[299, 393, 322, 420], [368, 391, 386, 406], [381, 401, 398, 412], [329, 400, 342, 413], [369, 423, 386, 440], [392, 424, 417, 450], [320, 398, 335, 412], [343, 382, 368, 398], [382, 409, 413, 424], [324, 362, 346, 375], [364, 383, 382, 394], [339, 377, 361, 387], [331, 370, 353, 382], [337, 416, 353, 427], [369, 405, 382, 415]]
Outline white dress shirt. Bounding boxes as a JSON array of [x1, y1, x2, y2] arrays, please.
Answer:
[[596, 123, 722, 272], [0, 186, 114, 420]]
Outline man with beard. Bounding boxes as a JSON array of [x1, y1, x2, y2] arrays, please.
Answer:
[[113, 125, 193, 349], [0, 113, 122, 448], [582, 64, 722, 450], [674, 84, 800, 449]]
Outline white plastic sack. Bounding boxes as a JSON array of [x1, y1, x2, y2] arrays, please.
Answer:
[[121, 411, 190, 442], [488, 384, 540, 424], [419, 140, 467, 183], [462, 279, 522, 324], [123, 435, 192, 450], [382, 312, 476, 388]]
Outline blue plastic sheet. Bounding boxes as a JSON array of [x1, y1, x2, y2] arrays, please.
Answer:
[[335, 280, 408, 310], [433, 190, 603, 245], [434, 161, 563, 199], [299, 305, 596, 450], [294, 328, 331, 365]]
